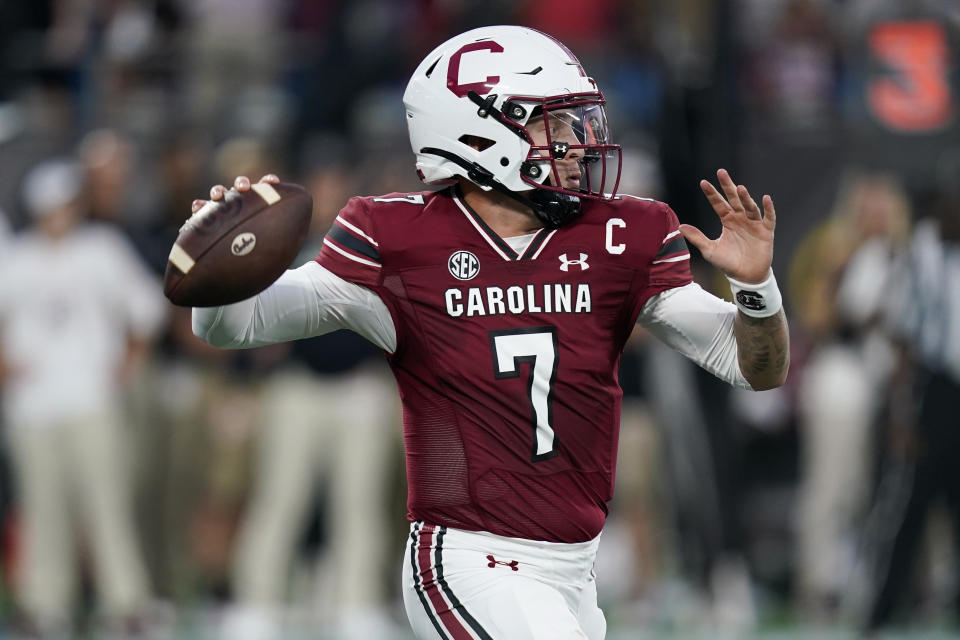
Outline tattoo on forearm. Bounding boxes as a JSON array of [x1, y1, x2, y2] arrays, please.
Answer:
[[735, 310, 790, 387]]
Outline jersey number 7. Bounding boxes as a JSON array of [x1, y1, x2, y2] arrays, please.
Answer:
[[489, 327, 559, 462]]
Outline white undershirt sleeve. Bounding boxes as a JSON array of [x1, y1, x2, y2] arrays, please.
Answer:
[[192, 261, 397, 353], [637, 282, 752, 390]]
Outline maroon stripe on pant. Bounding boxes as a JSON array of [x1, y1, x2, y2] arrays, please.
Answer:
[[416, 524, 475, 640]]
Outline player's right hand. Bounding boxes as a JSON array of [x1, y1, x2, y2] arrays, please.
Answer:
[[191, 174, 280, 214]]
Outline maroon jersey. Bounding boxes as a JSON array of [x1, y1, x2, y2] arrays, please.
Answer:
[[317, 188, 691, 542]]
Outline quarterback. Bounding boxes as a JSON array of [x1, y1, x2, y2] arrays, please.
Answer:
[[191, 26, 789, 640]]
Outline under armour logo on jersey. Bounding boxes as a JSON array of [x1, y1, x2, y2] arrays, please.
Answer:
[[486, 555, 519, 571], [559, 253, 589, 271]]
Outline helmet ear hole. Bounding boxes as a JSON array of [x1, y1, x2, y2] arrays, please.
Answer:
[[458, 135, 495, 152], [500, 157, 509, 166]]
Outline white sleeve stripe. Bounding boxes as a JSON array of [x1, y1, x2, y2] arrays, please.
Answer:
[[335, 215, 379, 247], [323, 237, 382, 268], [662, 229, 681, 243], [651, 253, 690, 264]]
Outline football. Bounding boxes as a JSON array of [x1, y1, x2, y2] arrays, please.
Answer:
[[164, 182, 313, 307]]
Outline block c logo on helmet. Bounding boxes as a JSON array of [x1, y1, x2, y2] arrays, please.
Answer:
[[447, 41, 504, 98]]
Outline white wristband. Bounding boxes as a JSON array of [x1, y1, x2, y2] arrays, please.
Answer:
[[727, 270, 783, 318]]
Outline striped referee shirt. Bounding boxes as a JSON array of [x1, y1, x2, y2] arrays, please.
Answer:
[[889, 219, 960, 383]]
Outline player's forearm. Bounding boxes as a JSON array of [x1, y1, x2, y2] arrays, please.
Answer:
[[733, 309, 790, 390], [192, 261, 397, 352], [191, 264, 322, 348], [639, 283, 753, 389], [192, 299, 255, 348], [195, 277, 330, 350]]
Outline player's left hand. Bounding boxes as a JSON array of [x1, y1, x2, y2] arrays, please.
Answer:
[[679, 168, 775, 284]]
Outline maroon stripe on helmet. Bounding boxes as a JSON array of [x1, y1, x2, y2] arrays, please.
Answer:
[[416, 524, 476, 640]]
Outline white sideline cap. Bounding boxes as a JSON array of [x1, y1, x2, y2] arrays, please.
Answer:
[[22, 158, 83, 218]]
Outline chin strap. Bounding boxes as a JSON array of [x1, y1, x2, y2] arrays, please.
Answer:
[[419, 146, 582, 228]]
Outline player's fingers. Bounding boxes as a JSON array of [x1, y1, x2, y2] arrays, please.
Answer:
[[259, 174, 279, 184], [234, 175, 251, 191], [762, 195, 777, 227], [700, 179, 731, 217], [679, 223, 712, 256], [191, 199, 206, 213], [737, 185, 762, 220], [210, 184, 226, 200], [717, 169, 743, 211]]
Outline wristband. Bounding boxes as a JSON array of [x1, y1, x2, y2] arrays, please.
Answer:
[[727, 270, 782, 318]]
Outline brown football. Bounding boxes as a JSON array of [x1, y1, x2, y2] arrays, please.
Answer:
[[164, 182, 313, 307]]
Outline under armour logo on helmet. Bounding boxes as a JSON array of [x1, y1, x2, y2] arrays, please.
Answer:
[[486, 555, 519, 571], [559, 253, 589, 271], [551, 141, 570, 159]]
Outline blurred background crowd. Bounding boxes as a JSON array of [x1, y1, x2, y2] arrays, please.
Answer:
[[0, 0, 958, 638]]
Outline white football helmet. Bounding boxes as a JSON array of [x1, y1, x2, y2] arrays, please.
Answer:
[[403, 25, 621, 226]]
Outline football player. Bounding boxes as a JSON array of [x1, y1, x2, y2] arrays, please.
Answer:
[[191, 26, 789, 640]]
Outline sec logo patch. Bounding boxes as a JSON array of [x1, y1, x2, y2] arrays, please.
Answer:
[[448, 250, 480, 280]]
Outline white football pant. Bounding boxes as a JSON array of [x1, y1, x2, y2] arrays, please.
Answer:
[[403, 522, 606, 640]]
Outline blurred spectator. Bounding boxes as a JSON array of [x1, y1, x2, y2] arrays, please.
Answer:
[[165, 137, 282, 600], [790, 170, 911, 622], [121, 130, 235, 600], [865, 181, 960, 630], [78, 128, 136, 225], [221, 153, 401, 640], [750, 0, 838, 134], [0, 158, 167, 636], [181, 0, 288, 133]]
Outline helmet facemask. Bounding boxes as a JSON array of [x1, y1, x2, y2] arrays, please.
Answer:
[[461, 90, 621, 227], [515, 95, 621, 202]]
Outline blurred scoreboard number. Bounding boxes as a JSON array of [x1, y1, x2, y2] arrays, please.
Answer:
[[867, 20, 955, 134]]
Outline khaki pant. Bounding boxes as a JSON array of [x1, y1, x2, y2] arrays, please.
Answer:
[[797, 345, 874, 602], [7, 410, 149, 623], [231, 365, 399, 619]]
